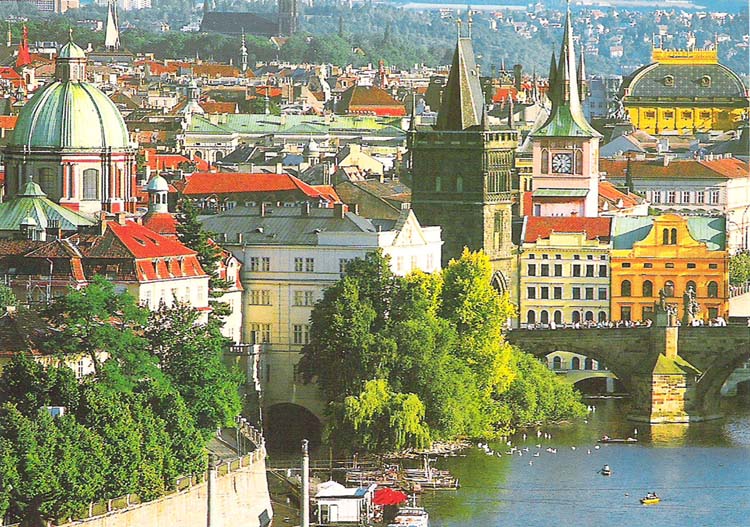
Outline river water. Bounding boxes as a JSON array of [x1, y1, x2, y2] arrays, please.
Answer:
[[420, 397, 750, 527]]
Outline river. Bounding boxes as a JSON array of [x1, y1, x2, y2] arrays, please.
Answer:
[[420, 397, 750, 527]]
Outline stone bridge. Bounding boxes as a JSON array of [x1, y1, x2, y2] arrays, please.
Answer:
[[506, 326, 750, 423]]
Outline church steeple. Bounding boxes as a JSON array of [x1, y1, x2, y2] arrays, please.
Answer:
[[577, 48, 587, 102], [435, 18, 485, 131], [104, 0, 120, 52], [532, 1, 599, 138]]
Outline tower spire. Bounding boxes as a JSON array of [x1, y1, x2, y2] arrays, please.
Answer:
[[577, 48, 587, 102], [104, 0, 120, 52]]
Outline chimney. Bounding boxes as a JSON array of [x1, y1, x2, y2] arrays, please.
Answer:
[[352, 203, 360, 215], [333, 202, 347, 218], [302, 201, 311, 216], [260, 202, 267, 216], [116, 212, 127, 225], [663, 155, 671, 167], [237, 232, 243, 244]]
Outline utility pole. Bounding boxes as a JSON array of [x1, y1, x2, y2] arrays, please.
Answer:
[[301, 439, 310, 527]]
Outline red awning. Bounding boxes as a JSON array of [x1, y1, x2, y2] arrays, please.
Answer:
[[373, 487, 408, 506]]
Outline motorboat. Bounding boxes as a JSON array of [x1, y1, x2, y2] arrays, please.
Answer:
[[600, 464, 612, 476], [598, 436, 638, 444], [640, 493, 660, 505], [387, 505, 430, 527]]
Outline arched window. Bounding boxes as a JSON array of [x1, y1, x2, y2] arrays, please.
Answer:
[[585, 311, 594, 321], [707, 281, 718, 298], [621, 280, 632, 297], [664, 281, 675, 297], [435, 176, 442, 192], [456, 176, 463, 193], [574, 149, 583, 175], [598, 311, 607, 322], [552, 356, 562, 370], [527, 310, 536, 325], [554, 310, 563, 325], [215, 151, 224, 161], [194, 151, 203, 158], [643, 280, 653, 297], [38, 168, 56, 198], [670, 228, 677, 245], [540, 310, 549, 325], [541, 149, 549, 174], [663, 228, 670, 245], [585, 358, 594, 370], [572, 311, 581, 324], [571, 357, 580, 370], [82, 169, 99, 201], [686, 280, 696, 294]]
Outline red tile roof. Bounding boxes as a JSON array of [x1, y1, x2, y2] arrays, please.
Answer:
[[182, 172, 335, 201], [524, 216, 612, 243], [600, 157, 750, 180], [142, 212, 179, 238], [0, 116, 18, 129], [145, 152, 193, 171], [338, 85, 406, 117], [311, 185, 340, 203], [104, 220, 196, 259], [598, 181, 642, 209], [200, 101, 237, 114]]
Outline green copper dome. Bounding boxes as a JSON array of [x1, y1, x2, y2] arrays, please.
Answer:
[[58, 39, 86, 59], [9, 81, 130, 151]]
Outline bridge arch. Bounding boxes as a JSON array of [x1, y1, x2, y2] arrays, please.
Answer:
[[265, 403, 322, 453]]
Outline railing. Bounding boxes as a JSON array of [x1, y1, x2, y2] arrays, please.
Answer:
[[730, 281, 750, 298]]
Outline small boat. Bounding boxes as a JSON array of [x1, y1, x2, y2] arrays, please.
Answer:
[[387, 505, 430, 527], [640, 493, 660, 505], [598, 436, 638, 444], [600, 464, 612, 476]]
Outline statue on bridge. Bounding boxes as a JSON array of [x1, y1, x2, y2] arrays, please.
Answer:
[[683, 285, 701, 326], [656, 287, 678, 327]]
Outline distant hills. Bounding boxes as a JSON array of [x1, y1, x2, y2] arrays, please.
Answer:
[[388, 0, 749, 12]]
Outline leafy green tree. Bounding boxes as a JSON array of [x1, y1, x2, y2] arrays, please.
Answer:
[[337, 379, 430, 452], [0, 354, 80, 417], [145, 303, 243, 438], [0, 284, 17, 310], [176, 199, 232, 323], [729, 251, 750, 286]]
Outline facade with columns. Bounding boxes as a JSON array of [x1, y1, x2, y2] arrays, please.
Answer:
[[4, 35, 136, 216]]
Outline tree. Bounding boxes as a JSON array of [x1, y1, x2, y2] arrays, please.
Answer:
[[176, 199, 232, 323], [0, 284, 17, 310], [42, 277, 156, 390], [145, 303, 243, 438], [0, 354, 80, 417], [729, 251, 750, 286]]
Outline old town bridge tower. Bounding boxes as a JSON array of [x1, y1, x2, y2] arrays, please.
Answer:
[[409, 29, 519, 291]]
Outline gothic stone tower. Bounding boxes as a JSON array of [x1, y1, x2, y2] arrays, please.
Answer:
[[278, 0, 299, 36], [410, 32, 518, 289]]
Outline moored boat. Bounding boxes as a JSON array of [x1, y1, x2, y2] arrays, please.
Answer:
[[598, 436, 638, 444], [600, 464, 612, 476], [387, 505, 429, 527]]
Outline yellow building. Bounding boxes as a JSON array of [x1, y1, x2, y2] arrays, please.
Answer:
[[519, 217, 613, 327], [621, 46, 749, 134], [610, 214, 729, 322]]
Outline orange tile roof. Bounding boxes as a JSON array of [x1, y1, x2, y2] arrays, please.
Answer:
[[142, 212, 178, 238], [182, 172, 334, 200], [200, 101, 237, 114], [598, 181, 642, 208], [0, 116, 18, 129], [105, 220, 196, 259], [524, 216, 612, 243]]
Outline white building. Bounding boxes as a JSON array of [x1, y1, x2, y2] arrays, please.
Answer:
[[199, 202, 442, 418]]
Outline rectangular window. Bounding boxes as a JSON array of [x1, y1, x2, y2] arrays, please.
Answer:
[[541, 264, 549, 277], [528, 254, 536, 259], [621, 306, 632, 321], [249, 257, 260, 272], [709, 189, 720, 205], [572, 287, 581, 300], [652, 191, 662, 204], [587, 255, 594, 260], [586, 265, 595, 277], [572, 264, 581, 277], [540, 287, 549, 300], [598, 265, 607, 277], [293, 291, 315, 306], [396, 256, 404, 273], [261, 257, 270, 272], [681, 191, 690, 204], [250, 323, 271, 343], [553, 287, 562, 300], [709, 263, 718, 269], [250, 290, 271, 305], [528, 264, 537, 277], [573, 255, 581, 260], [339, 258, 352, 275], [687, 263, 696, 269], [644, 263, 653, 269], [527, 287, 536, 300], [622, 263, 631, 268], [696, 191, 705, 204], [585, 287, 594, 300], [295, 257, 303, 272], [555, 254, 562, 260], [699, 111, 711, 119], [667, 191, 676, 204], [598, 288, 607, 300], [305, 258, 315, 272], [665, 263, 675, 269], [542, 254, 549, 260], [554, 264, 563, 277], [293, 324, 310, 345]]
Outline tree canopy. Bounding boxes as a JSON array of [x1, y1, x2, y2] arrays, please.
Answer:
[[299, 249, 586, 453]]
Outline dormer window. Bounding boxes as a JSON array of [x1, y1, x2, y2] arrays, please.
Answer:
[[663, 75, 674, 87], [700, 75, 711, 88]]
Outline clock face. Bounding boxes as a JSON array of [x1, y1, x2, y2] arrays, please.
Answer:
[[552, 153, 573, 173]]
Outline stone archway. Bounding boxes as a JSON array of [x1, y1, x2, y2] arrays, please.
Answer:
[[265, 403, 322, 453], [491, 271, 509, 295]]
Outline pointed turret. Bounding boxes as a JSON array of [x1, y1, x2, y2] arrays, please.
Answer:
[[15, 25, 31, 69], [532, 1, 599, 138], [546, 51, 557, 102], [435, 25, 485, 131], [577, 48, 587, 102], [104, 0, 120, 52]]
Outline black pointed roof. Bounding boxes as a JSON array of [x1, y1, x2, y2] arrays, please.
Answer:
[[435, 37, 485, 131]]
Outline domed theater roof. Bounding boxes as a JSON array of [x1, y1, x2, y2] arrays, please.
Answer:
[[8, 34, 131, 151]]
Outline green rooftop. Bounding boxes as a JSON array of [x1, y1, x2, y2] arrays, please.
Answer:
[[0, 181, 96, 234]]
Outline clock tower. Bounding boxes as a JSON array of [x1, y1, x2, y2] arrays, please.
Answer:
[[529, 1, 602, 218], [410, 24, 519, 290]]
